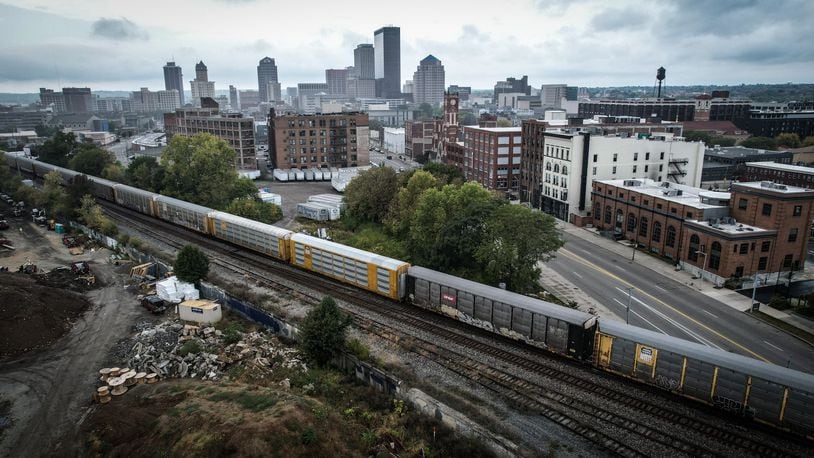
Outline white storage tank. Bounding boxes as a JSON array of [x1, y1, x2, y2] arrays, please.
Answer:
[[321, 167, 331, 180], [312, 168, 323, 181], [273, 169, 289, 182], [178, 299, 222, 324], [294, 169, 305, 181], [258, 191, 282, 206]]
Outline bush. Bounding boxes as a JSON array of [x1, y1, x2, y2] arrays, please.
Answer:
[[346, 338, 370, 360], [768, 295, 791, 310], [174, 244, 209, 283], [300, 427, 317, 445], [178, 340, 202, 356], [299, 297, 352, 366]]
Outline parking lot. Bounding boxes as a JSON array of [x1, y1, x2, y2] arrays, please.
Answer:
[[252, 179, 338, 229]]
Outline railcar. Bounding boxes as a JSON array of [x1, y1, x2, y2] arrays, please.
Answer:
[[87, 176, 118, 201], [32, 160, 57, 178], [596, 320, 814, 436], [407, 266, 598, 360], [153, 195, 212, 234], [3, 152, 21, 170], [113, 184, 157, 216], [289, 233, 409, 300], [208, 211, 292, 261], [13, 155, 36, 175], [54, 166, 80, 185]]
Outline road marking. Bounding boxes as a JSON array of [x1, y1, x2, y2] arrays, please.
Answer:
[[613, 298, 669, 334], [571, 271, 583, 279], [558, 247, 772, 363], [615, 287, 723, 350], [763, 341, 784, 352], [653, 284, 667, 292], [701, 310, 718, 319]]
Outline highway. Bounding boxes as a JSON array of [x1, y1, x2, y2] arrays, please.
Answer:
[[548, 233, 814, 373]]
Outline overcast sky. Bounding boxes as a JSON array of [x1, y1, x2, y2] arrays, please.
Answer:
[[0, 0, 812, 93]]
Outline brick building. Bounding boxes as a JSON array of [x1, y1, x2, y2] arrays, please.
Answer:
[[462, 126, 522, 191], [592, 178, 814, 282], [267, 110, 369, 169], [164, 107, 257, 171], [404, 119, 441, 160], [742, 162, 814, 189]]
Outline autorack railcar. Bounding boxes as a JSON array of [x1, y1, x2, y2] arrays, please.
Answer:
[[407, 266, 598, 359], [88, 176, 118, 201], [113, 184, 157, 216], [596, 320, 814, 436], [289, 233, 409, 300], [153, 195, 212, 234], [208, 211, 292, 261]]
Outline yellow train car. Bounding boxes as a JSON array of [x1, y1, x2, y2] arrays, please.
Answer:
[[208, 211, 292, 261], [289, 233, 409, 300]]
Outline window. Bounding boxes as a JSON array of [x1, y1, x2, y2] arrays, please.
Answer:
[[666, 226, 676, 247], [643, 199, 649, 206], [592, 167, 597, 175], [794, 205, 802, 216], [735, 266, 744, 278], [594, 205, 601, 220], [687, 212, 693, 219], [562, 166, 567, 174], [762, 203, 772, 216], [688, 235, 700, 261], [739, 244, 748, 254], [634, 152, 638, 161], [631, 196, 636, 203], [652, 222, 662, 242], [645, 165, 649, 172], [783, 254, 793, 268], [627, 213, 636, 232], [612, 166, 617, 174], [613, 153, 618, 162], [633, 165, 637, 173], [709, 242, 722, 270], [656, 203, 663, 210], [604, 206, 611, 224], [738, 198, 748, 210], [758, 257, 768, 270], [646, 152, 650, 160], [789, 228, 799, 242], [639, 217, 648, 237], [660, 152, 665, 160], [619, 193, 624, 199], [659, 165, 663, 172], [733, 244, 739, 253], [593, 154, 598, 162], [761, 241, 771, 252]]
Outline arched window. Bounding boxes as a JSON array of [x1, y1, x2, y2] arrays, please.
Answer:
[[688, 234, 700, 261], [615, 209, 624, 230], [639, 217, 648, 237], [666, 226, 677, 248], [709, 242, 722, 270], [627, 213, 636, 232], [604, 206, 611, 224], [554, 164, 560, 173], [562, 166, 568, 175], [652, 222, 662, 242], [594, 202, 601, 220]]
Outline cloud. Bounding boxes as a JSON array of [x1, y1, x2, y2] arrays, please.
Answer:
[[590, 7, 648, 32], [91, 17, 149, 41]]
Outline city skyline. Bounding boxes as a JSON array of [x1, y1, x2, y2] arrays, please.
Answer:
[[1, 0, 813, 93]]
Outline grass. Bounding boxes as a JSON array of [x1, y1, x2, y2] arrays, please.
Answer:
[[207, 389, 279, 412], [177, 340, 202, 356], [748, 310, 814, 346]]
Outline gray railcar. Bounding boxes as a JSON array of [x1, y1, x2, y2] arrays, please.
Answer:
[[114, 184, 157, 216], [407, 266, 598, 359], [153, 195, 212, 233], [87, 176, 117, 201], [597, 320, 814, 435]]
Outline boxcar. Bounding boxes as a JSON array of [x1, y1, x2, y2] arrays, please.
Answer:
[[407, 266, 598, 360], [208, 211, 292, 261], [55, 167, 80, 185], [596, 320, 814, 436], [87, 176, 118, 201], [32, 160, 57, 178], [153, 195, 212, 234], [289, 233, 409, 300], [114, 184, 157, 216]]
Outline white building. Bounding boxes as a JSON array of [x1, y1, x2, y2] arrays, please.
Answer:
[[412, 55, 445, 107], [383, 127, 405, 155], [190, 81, 215, 106], [497, 92, 525, 109], [130, 88, 181, 113], [536, 128, 705, 222]]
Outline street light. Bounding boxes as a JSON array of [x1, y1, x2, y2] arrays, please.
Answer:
[[751, 272, 763, 312], [626, 287, 635, 324], [696, 250, 708, 282], [630, 239, 636, 262]]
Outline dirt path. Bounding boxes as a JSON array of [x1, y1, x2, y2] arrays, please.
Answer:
[[0, 261, 143, 457]]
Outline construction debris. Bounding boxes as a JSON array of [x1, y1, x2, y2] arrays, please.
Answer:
[[112, 319, 307, 382]]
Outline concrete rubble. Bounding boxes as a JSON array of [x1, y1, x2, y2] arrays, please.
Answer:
[[115, 319, 307, 381]]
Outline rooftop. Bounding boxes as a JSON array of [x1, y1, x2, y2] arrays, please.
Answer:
[[685, 218, 774, 236], [705, 145, 792, 158], [464, 126, 521, 133], [745, 161, 814, 175], [596, 178, 729, 210], [732, 181, 814, 195]]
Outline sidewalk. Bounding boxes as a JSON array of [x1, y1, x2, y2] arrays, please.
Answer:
[[552, 221, 814, 339]]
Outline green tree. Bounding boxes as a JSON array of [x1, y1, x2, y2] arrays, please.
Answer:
[[417, 103, 434, 120], [0, 151, 21, 191], [125, 156, 165, 192], [740, 136, 778, 150], [775, 133, 801, 148], [35, 170, 66, 217], [298, 296, 352, 366], [422, 162, 465, 185], [343, 166, 399, 223], [34, 124, 60, 138], [803, 136, 814, 147], [37, 131, 80, 167], [460, 112, 478, 126], [77, 194, 117, 235], [475, 205, 564, 293], [496, 118, 512, 127], [69, 146, 116, 176], [684, 131, 711, 144], [225, 198, 283, 224], [408, 182, 504, 275], [62, 175, 94, 219], [173, 244, 209, 284], [385, 170, 438, 237], [709, 136, 736, 147], [160, 133, 255, 209]]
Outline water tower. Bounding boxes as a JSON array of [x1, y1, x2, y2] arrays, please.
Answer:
[[655, 67, 666, 98]]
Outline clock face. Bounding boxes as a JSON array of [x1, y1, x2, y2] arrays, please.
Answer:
[[450, 99, 457, 106]]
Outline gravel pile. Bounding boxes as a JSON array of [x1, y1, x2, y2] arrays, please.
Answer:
[[117, 319, 307, 381]]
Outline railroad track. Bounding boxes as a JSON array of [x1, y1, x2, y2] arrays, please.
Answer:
[[100, 202, 805, 457]]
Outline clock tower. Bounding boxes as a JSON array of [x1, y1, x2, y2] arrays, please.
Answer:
[[443, 92, 460, 144]]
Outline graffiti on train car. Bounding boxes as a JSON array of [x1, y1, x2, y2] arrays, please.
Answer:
[[655, 374, 680, 391], [713, 395, 756, 419]]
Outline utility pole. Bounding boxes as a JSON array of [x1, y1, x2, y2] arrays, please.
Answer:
[[626, 287, 635, 324], [751, 272, 762, 312], [630, 239, 636, 262]]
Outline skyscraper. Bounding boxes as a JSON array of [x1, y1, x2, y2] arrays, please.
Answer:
[[163, 61, 185, 106], [325, 69, 349, 95], [354, 44, 374, 79], [190, 61, 215, 107], [374, 26, 400, 98], [62, 87, 93, 113], [257, 57, 281, 102], [412, 55, 445, 106]]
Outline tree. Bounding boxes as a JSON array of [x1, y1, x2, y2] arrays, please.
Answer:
[[684, 131, 711, 144], [225, 198, 283, 224], [775, 133, 801, 149], [298, 296, 352, 366], [803, 136, 814, 147], [475, 205, 564, 293], [160, 133, 256, 209], [460, 112, 478, 126], [408, 182, 504, 275], [69, 146, 116, 176], [173, 245, 209, 284], [740, 136, 777, 150], [417, 103, 434, 120], [125, 156, 165, 192], [496, 118, 512, 127], [34, 124, 60, 138], [37, 170, 66, 217], [385, 170, 438, 237], [63, 174, 94, 219], [343, 166, 400, 223], [422, 162, 465, 185], [0, 151, 21, 191], [37, 131, 80, 167], [77, 195, 117, 235]]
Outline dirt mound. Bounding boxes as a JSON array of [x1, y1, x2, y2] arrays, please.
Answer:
[[0, 272, 92, 358], [33, 266, 103, 292]]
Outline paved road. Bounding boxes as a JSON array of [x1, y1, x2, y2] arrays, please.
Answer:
[[548, 233, 814, 373]]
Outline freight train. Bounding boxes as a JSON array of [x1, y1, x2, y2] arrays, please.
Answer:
[[5, 153, 814, 438]]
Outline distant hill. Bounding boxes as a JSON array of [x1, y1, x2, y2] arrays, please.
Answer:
[[583, 83, 814, 103]]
